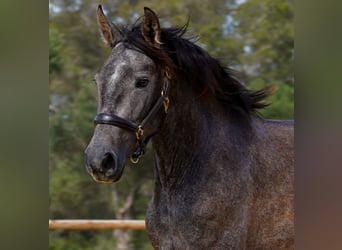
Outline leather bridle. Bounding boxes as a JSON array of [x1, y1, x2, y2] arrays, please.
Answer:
[[94, 70, 171, 164]]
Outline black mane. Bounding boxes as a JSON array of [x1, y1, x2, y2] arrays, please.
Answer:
[[119, 22, 271, 117]]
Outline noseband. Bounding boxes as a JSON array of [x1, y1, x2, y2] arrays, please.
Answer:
[[94, 70, 170, 164]]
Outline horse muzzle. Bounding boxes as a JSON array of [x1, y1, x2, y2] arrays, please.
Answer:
[[84, 146, 125, 183]]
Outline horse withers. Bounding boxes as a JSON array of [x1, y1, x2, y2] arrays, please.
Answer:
[[85, 5, 294, 249]]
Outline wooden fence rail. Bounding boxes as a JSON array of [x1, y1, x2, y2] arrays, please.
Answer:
[[49, 220, 146, 230]]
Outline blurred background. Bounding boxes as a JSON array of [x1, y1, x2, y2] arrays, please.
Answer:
[[49, 0, 293, 249]]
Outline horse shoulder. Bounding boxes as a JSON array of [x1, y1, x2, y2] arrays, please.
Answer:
[[245, 118, 294, 249]]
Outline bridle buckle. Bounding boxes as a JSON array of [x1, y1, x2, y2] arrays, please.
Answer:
[[135, 125, 144, 140], [161, 91, 170, 113]]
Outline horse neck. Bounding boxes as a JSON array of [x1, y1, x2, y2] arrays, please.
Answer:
[[151, 79, 225, 187]]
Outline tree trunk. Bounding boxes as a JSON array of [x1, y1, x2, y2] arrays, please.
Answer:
[[111, 184, 140, 250]]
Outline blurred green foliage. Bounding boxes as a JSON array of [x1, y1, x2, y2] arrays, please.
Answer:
[[49, 25, 65, 75], [49, 0, 293, 249]]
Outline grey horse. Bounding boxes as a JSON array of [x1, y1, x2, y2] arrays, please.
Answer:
[[85, 5, 294, 249]]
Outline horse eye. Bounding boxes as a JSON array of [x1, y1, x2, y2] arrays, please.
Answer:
[[135, 78, 149, 88]]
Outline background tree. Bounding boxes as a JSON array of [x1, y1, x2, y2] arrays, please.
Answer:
[[49, 0, 293, 249]]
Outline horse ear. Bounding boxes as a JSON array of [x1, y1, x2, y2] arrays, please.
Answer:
[[142, 7, 161, 48], [97, 5, 122, 47]]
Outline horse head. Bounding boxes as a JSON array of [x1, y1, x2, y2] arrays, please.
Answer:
[[85, 6, 169, 183]]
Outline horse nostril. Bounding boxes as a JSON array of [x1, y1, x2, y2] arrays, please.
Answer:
[[101, 153, 116, 174]]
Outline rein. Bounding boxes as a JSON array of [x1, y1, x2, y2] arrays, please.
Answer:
[[94, 70, 171, 164]]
